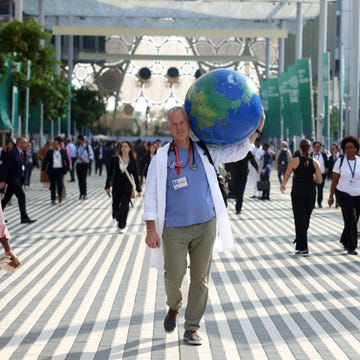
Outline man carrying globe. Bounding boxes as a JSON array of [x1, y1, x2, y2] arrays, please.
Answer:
[[143, 105, 265, 345]]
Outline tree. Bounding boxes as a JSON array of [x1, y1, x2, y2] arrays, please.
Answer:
[[0, 19, 70, 121], [71, 87, 106, 132]]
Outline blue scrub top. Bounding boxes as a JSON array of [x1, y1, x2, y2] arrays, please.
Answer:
[[165, 143, 215, 227]]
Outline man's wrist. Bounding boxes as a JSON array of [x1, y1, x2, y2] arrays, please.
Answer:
[[255, 128, 263, 135]]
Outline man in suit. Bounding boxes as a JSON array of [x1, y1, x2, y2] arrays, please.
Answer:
[[42, 138, 70, 205], [0, 137, 36, 224], [225, 151, 258, 214], [76, 135, 94, 200]]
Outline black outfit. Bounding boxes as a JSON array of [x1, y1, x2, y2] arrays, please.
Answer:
[[225, 151, 258, 213], [105, 156, 141, 229], [0, 147, 32, 221], [311, 152, 329, 207], [134, 141, 147, 186], [94, 146, 104, 176], [336, 189, 360, 252], [0, 149, 9, 196], [103, 144, 115, 181], [69, 157, 76, 181], [291, 157, 316, 252], [327, 153, 340, 180], [76, 144, 93, 199], [42, 149, 70, 202], [24, 151, 33, 187], [260, 150, 272, 200], [77, 163, 88, 198], [328, 153, 341, 207], [277, 149, 291, 184]]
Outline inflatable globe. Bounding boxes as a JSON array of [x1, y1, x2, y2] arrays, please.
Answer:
[[185, 68, 262, 146]]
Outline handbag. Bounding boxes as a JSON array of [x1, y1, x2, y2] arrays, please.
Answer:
[[257, 180, 270, 191], [118, 156, 136, 198], [197, 141, 228, 207]]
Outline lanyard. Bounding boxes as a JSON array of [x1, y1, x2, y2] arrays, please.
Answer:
[[347, 157, 356, 179], [54, 150, 61, 160], [172, 140, 195, 175]]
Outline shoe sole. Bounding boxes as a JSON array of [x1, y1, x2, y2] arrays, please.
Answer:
[[183, 337, 202, 345], [295, 252, 309, 256]]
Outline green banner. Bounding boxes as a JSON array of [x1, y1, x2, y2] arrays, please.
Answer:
[[0, 57, 13, 131], [287, 65, 303, 137], [266, 78, 281, 139], [260, 78, 282, 139], [279, 72, 290, 138], [322, 52, 330, 137], [295, 58, 314, 139]]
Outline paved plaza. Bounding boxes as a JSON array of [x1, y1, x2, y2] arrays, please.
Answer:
[[1, 169, 360, 359]]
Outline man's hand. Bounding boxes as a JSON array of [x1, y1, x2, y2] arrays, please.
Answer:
[[0, 182, 6, 189], [145, 231, 160, 248]]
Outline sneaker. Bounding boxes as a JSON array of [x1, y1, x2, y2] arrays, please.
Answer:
[[295, 250, 309, 256], [183, 330, 202, 345], [117, 226, 124, 233], [163, 309, 178, 332]]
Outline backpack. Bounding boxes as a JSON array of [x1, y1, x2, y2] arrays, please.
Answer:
[[197, 141, 228, 207], [278, 149, 289, 166]]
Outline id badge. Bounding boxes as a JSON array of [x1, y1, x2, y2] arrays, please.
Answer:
[[172, 176, 188, 190], [21, 165, 25, 172]]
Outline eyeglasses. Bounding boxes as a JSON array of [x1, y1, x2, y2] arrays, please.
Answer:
[[345, 145, 356, 149]]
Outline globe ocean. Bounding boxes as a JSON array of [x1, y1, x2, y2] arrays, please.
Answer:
[[185, 68, 262, 146]]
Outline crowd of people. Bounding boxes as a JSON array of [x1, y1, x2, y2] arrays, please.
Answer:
[[0, 106, 358, 346], [227, 135, 359, 258], [0, 134, 163, 229]]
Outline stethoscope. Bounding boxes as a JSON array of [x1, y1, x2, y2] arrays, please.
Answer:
[[167, 139, 197, 172]]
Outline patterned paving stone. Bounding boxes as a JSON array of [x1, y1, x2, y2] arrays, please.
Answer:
[[0, 169, 359, 359]]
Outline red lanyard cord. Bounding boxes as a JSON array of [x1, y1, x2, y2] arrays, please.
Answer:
[[173, 141, 193, 175]]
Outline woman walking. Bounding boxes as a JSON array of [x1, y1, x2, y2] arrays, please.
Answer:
[[328, 136, 360, 255], [281, 139, 322, 255], [39, 140, 51, 189], [105, 141, 142, 233], [42, 139, 70, 205]]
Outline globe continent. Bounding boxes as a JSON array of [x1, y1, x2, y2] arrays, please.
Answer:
[[184, 68, 262, 146]]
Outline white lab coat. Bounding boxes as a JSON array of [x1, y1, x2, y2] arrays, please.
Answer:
[[143, 139, 253, 271], [248, 145, 264, 196]]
